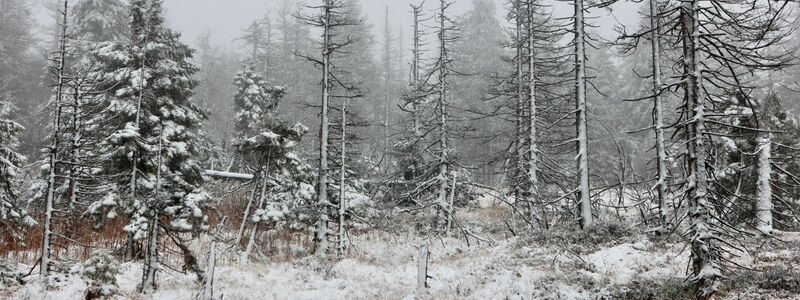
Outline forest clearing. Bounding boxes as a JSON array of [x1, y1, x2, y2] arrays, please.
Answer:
[[2, 0, 800, 299]]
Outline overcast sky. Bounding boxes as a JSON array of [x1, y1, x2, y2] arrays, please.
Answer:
[[32, 0, 643, 54]]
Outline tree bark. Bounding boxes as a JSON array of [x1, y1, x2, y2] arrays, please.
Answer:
[[42, 0, 70, 277], [756, 136, 773, 234], [681, 0, 721, 297], [574, 0, 592, 229], [235, 178, 259, 246], [416, 241, 429, 291], [314, 0, 332, 256], [435, 0, 451, 230], [649, 0, 670, 229], [337, 98, 348, 257], [526, 0, 540, 229]]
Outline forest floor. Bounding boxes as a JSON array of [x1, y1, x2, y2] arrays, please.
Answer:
[[3, 205, 800, 300]]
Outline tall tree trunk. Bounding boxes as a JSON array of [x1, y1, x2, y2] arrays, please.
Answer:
[[264, 19, 272, 79], [67, 83, 81, 209], [127, 12, 148, 262], [141, 210, 158, 292], [756, 136, 773, 234], [141, 132, 163, 293], [514, 3, 524, 212], [649, 0, 670, 229], [526, 1, 540, 228], [42, 0, 70, 277], [383, 6, 391, 155], [435, 0, 450, 229], [411, 4, 422, 144], [574, 0, 592, 229], [681, 0, 721, 297], [314, 0, 332, 256], [337, 99, 348, 257]]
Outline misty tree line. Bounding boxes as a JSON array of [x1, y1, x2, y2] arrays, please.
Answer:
[[0, 0, 799, 298]]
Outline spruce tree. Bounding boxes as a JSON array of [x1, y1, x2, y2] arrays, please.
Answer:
[[72, 0, 128, 43], [0, 142, 31, 289], [0, 92, 32, 249], [229, 64, 315, 260], [85, 0, 209, 291]]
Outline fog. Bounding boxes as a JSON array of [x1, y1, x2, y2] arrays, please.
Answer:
[[32, 0, 643, 55]]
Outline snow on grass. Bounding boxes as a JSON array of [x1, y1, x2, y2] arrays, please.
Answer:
[[583, 240, 688, 285], [5, 232, 797, 300], [4, 212, 800, 299], [13, 275, 87, 300]]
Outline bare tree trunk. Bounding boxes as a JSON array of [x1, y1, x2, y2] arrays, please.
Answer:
[[125, 233, 135, 261], [235, 178, 260, 246], [383, 6, 391, 155], [525, 1, 540, 228], [446, 173, 457, 236], [67, 81, 81, 209], [513, 3, 524, 213], [756, 136, 773, 234], [649, 0, 670, 229], [681, 0, 721, 297], [141, 210, 158, 292], [435, 0, 450, 230], [127, 10, 149, 262], [337, 99, 348, 258], [242, 173, 268, 264], [411, 4, 422, 144], [201, 217, 226, 300], [141, 130, 163, 293], [416, 241, 429, 291], [314, 0, 332, 256], [574, 0, 592, 229], [42, 0, 70, 277]]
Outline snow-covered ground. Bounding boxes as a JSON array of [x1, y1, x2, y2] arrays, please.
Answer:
[[3, 206, 800, 299]]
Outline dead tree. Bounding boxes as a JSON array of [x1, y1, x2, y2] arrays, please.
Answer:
[[573, 0, 591, 229], [654, 0, 791, 296], [41, 0, 71, 278], [296, 0, 361, 256]]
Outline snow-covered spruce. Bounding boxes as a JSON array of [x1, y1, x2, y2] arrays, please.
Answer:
[[81, 250, 120, 299], [232, 65, 284, 140], [231, 65, 315, 261], [84, 0, 210, 292], [0, 99, 31, 288]]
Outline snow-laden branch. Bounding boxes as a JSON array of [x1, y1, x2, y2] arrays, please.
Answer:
[[204, 170, 254, 181]]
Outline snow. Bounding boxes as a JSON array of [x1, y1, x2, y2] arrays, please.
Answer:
[[3, 231, 694, 300], [4, 202, 799, 300], [170, 219, 193, 231], [204, 170, 254, 181], [14, 276, 87, 300], [719, 137, 737, 152], [583, 241, 687, 285]]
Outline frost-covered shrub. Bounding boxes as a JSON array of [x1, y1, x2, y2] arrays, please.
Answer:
[[81, 250, 119, 299], [253, 202, 290, 223], [609, 278, 692, 300], [0, 260, 22, 288], [45, 259, 82, 289], [727, 266, 800, 296], [521, 222, 638, 253]]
